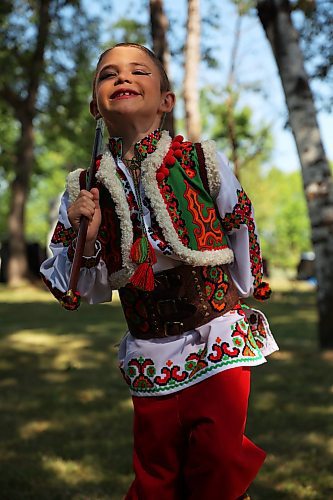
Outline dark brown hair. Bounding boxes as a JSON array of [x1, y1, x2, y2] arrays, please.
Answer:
[[92, 43, 171, 101]]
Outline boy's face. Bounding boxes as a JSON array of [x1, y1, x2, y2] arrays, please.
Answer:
[[92, 46, 174, 133]]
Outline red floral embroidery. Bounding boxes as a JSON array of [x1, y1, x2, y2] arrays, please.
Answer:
[[154, 365, 187, 385], [159, 183, 190, 245], [127, 358, 155, 390], [222, 189, 263, 288], [51, 222, 76, 247], [208, 336, 240, 362]]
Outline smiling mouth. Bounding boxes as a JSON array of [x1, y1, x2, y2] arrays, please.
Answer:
[[110, 90, 140, 100]]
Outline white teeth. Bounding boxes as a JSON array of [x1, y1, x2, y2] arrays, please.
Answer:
[[114, 91, 135, 98]]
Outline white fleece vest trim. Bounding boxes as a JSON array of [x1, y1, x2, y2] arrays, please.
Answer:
[[201, 140, 221, 199], [141, 133, 234, 267], [66, 168, 84, 204], [96, 149, 136, 288], [66, 163, 134, 288]]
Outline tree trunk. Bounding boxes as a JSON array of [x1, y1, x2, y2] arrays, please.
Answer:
[[149, 0, 175, 136], [257, 0, 333, 348], [7, 118, 34, 285], [184, 0, 201, 142], [4, 0, 51, 286]]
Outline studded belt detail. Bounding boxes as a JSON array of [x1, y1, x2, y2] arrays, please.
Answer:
[[118, 264, 240, 340]]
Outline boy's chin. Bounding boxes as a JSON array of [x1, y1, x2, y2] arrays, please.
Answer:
[[105, 109, 138, 124], [106, 111, 160, 132]]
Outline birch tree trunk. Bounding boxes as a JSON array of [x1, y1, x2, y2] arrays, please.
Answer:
[[257, 0, 333, 348], [184, 0, 201, 142], [149, 0, 175, 136]]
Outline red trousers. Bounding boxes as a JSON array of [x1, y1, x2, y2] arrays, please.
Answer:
[[126, 367, 265, 500]]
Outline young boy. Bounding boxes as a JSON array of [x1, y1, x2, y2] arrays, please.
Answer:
[[41, 43, 278, 499]]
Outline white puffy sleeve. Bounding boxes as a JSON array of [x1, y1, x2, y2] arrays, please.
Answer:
[[40, 190, 112, 305], [215, 152, 269, 299]]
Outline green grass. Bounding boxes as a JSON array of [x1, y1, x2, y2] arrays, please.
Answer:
[[0, 281, 332, 499]]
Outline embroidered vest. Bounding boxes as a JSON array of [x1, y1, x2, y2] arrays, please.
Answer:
[[66, 131, 234, 289]]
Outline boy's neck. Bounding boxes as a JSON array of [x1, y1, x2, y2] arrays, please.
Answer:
[[107, 118, 162, 160]]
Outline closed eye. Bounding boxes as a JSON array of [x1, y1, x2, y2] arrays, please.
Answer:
[[133, 70, 151, 75], [98, 72, 117, 81], [98, 70, 151, 81]]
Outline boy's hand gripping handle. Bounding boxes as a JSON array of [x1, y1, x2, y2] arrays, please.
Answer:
[[60, 118, 104, 310]]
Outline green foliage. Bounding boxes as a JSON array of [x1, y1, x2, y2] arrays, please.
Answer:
[[201, 87, 273, 174], [201, 86, 311, 270], [0, 0, 102, 246], [26, 142, 70, 245], [242, 167, 311, 270], [0, 104, 19, 238], [213, 103, 272, 167]]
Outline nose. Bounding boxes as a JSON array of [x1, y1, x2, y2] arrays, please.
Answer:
[[115, 70, 132, 85]]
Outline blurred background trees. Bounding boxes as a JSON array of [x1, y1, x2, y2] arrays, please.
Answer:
[[0, 0, 100, 284], [0, 0, 332, 346]]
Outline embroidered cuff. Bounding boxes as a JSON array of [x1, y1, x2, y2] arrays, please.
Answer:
[[67, 239, 102, 269], [41, 275, 81, 311], [253, 281, 272, 301]]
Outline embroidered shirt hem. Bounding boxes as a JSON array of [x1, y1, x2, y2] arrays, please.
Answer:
[[118, 306, 278, 397]]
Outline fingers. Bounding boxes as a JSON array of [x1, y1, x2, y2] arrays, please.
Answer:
[[68, 189, 99, 228], [78, 189, 95, 201], [76, 194, 96, 220]]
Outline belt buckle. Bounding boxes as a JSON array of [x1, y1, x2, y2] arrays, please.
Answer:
[[164, 321, 184, 337]]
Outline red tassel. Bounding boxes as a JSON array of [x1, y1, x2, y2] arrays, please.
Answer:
[[130, 262, 155, 291]]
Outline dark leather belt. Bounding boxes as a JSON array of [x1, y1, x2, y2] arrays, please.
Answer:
[[118, 264, 239, 339]]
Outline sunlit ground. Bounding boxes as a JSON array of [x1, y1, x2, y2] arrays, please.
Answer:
[[0, 278, 332, 499]]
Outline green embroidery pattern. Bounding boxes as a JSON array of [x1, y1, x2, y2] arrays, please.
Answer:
[[120, 314, 264, 394]]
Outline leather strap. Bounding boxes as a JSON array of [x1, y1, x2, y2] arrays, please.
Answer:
[[119, 264, 239, 339]]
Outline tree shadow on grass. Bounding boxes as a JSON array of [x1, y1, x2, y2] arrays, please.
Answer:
[[0, 300, 133, 499], [0, 290, 332, 499], [246, 290, 333, 500]]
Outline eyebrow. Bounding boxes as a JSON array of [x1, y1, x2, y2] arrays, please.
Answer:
[[99, 62, 152, 73]]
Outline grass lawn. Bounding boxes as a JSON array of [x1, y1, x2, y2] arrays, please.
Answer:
[[0, 280, 332, 499]]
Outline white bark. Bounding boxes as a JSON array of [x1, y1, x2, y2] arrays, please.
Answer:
[[184, 0, 201, 142], [257, 0, 333, 348]]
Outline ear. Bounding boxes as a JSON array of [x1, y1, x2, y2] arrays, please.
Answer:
[[90, 99, 102, 119], [159, 91, 176, 114]]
